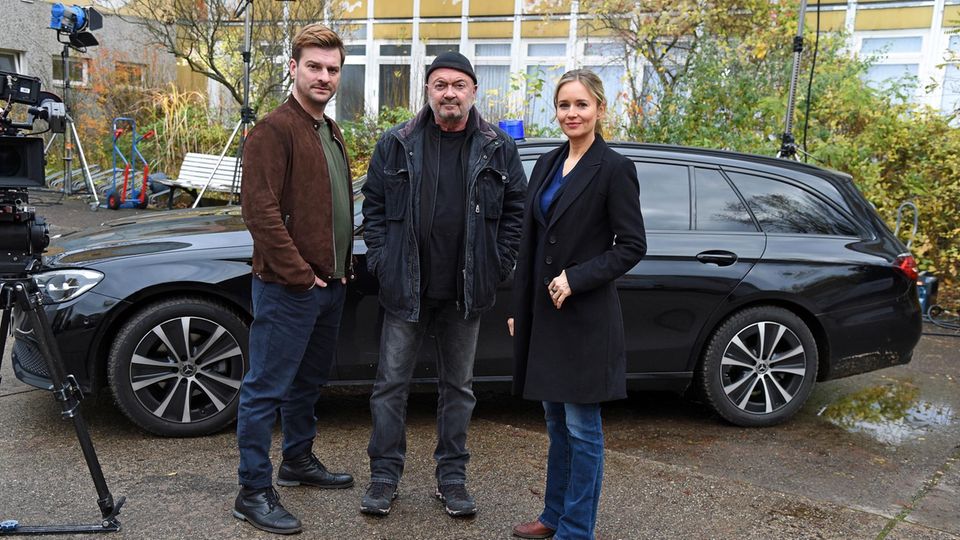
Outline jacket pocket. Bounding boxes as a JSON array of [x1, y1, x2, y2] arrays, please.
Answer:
[[478, 167, 507, 218], [383, 168, 409, 221]]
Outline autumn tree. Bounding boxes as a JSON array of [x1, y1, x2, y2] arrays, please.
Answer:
[[118, 0, 346, 113]]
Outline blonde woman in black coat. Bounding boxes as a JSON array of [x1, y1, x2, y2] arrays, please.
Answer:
[[508, 70, 646, 540]]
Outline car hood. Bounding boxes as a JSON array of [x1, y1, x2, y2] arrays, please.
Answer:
[[44, 206, 251, 266]]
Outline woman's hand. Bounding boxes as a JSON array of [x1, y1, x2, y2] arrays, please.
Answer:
[[548, 270, 572, 309], [507, 317, 514, 337]]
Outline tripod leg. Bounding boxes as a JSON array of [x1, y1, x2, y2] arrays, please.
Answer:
[[69, 116, 101, 206], [11, 281, 123, 532]]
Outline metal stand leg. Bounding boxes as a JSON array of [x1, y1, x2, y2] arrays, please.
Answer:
[[0, 280, 124, 535]]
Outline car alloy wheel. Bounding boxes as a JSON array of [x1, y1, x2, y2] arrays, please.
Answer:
[[699, 306, 818, 427], [108, 297, 248, 436]]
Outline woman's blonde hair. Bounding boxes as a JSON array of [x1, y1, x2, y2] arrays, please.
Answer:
[[553, 69, 606, 136]]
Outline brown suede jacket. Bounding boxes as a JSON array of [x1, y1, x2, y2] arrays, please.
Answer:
[[241, 96, 353, 290]]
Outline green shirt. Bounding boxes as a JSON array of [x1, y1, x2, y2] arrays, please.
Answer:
[[316, 119, 351, 279]]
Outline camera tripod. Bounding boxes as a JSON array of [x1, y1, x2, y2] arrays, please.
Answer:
[[0, 276, 123, 535]]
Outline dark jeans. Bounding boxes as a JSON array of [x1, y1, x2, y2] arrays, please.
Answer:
[[540, 401, 604, 540], [237, 277, 345, 489], [367, 299, 481, 486]]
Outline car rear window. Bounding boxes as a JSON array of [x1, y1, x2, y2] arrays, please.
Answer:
[[726, 172, 859, 236]]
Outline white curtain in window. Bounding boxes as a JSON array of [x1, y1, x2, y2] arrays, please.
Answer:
[[476, 65, 510, 120]]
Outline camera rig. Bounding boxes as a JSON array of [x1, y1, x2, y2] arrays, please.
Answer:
[[0, 64, 124, 535]]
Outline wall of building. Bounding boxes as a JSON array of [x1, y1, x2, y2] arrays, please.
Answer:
[[0, 0, 177, 100]]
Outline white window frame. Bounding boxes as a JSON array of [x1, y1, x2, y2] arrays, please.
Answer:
[[0, 49, 22, 73], [51, 54, 90, 88], [939, 32, 960, 116], [472, 41, 513, 119], [522, 40, 568, 128], [375, 41, 414, 112], [854, 30, 928, 100]]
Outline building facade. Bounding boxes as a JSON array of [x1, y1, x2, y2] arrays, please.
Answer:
[[319, 0, 960, 125]]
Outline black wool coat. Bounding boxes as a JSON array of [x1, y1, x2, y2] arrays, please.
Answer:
[[511, 136, 647, 404]]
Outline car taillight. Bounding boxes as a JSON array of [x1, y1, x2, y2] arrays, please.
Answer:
[[894, 254, 919, 282]]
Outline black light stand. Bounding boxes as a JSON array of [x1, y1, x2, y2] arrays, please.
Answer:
[[778, 0, 809, 160], [0, 268, 124, 535], [193, 0, 256, 207]]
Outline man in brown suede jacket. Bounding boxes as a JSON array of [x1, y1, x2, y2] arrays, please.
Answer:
[[234, 23, 354, 535]]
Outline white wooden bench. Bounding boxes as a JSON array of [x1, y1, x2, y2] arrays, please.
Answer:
[[151, 152, 242, 208]]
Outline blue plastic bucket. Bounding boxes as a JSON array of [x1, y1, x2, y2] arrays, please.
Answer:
[[498, 119, 525, 140]]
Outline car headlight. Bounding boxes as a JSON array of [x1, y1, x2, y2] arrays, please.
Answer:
[[33, 269, 104, 304]]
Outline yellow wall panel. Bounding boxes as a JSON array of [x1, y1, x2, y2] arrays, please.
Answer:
[[855, 7, 933, 30], [804, 11, 846, 32], [341, 0, 367, 19], [521, 20, 568, 38], [469, 0, 514, 17], [945, 6, 960, 28], [525, 0, 571, 15], [420, 22, 462, 39], [468, 21, 515, 39], [421, 0, 462, 17], [374, 23, 414, 39], [375, 0, 414, 19]]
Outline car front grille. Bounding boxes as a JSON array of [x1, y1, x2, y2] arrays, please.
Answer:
[[13, 338, 50, 378]]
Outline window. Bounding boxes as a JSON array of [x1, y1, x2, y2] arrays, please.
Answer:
[[337, 64, 365, 122], [860, 37, 923, 55], [635, 162, 690, 231], [694, 169, 756, 232], [425, 43, 459, 56], [0, 50, 18, 72], [864, 64, 919, 88], [726, 172, 858, 236], [583, 42, 621, 57], [528, 43, 566, 56], [380, 44, 411, 56], [51, 55, 89, 87], [525, 64, 564, 128], [943, 36, 960, 115], [476, 65, 511, 119], [585, 64, 626, 119], [476, 43, 510, 57], [116, 62, 145, 87], [344, 45, 366, 56], [379, 64, 410, 110]]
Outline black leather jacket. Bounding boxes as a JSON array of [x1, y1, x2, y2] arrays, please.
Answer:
[[361, 105, 527, 322]]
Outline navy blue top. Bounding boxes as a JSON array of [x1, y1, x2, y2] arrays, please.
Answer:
[[539, 151, 573, 217]]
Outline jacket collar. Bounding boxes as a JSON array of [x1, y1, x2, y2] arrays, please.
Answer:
[[397, 104, 498, 144]]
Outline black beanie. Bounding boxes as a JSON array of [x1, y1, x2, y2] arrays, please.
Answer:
[[425, 51, 477, 84]]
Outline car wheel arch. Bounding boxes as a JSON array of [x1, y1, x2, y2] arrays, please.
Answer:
[[689, 297, 830, 383], [85, 283, 252, 393]]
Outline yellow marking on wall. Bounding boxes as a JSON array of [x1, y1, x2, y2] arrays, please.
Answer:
[[375, 0, 414, 19], [374, 23, 414, 40], [945, 6, 960, 27], [420, 22, 462, 39], [421, 0, 462, 17], [341, 0, 367, 19], [469, 0, 515, 17], [525, 0, 571, 15], [521, 20, 569, 38], [804, 11, 847, 32], [467, 21, 515, 39], [855, 7, 933, 30]]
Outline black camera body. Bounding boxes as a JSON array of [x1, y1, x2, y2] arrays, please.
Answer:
[[0, 71, 56, 277]]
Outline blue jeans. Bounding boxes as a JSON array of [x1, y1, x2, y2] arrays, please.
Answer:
[[237, 277, 345, 489], [367, 299, 481, 486], [540, 402, 604, 540]]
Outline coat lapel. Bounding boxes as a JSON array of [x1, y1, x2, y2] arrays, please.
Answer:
[[546, 136, 606, 230], [529, 144, 566, 227]]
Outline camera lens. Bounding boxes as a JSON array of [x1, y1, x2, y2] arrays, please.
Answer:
[[0, 147, 23, 177]]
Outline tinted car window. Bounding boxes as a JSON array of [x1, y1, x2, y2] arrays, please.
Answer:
[[636, 162, 690, 230], [695, 168, 757, 232], [726, 172, 859, 236]]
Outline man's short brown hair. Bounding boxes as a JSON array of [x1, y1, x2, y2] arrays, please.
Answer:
[[292, 23, 345, 66]]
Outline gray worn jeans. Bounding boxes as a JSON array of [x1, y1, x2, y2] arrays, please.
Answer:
[[367, 299, 481, 486]]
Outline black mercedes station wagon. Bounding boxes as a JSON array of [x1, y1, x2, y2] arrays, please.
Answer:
[[12, 140, 923, 437]]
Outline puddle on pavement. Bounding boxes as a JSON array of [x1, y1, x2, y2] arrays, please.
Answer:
[[818, 380, 955, 445]]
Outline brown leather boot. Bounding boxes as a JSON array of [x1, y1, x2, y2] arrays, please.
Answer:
[[512, 519, 555, 539]]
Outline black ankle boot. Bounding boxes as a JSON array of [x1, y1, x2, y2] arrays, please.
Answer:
[[277, 452, 354, 489], [233, 486, 301, 534]]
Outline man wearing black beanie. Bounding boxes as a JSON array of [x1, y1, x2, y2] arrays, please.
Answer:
[[360, 51, 526, 518]]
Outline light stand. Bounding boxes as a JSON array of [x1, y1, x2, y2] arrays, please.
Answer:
[[193, 0, 256, 208], [778, 0, 808, 160]]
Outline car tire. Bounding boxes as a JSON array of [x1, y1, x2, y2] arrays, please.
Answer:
[[107, 297, 249, 437], [698, 306, 818, 427]]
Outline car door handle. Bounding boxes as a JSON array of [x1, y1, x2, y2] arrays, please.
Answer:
[[696, 250, 738, 266]]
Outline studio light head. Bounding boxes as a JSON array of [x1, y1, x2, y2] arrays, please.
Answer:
[[49, 3, 103, 50]]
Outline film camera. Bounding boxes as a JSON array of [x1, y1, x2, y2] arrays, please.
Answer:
[[0, 71, 67, 278]]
